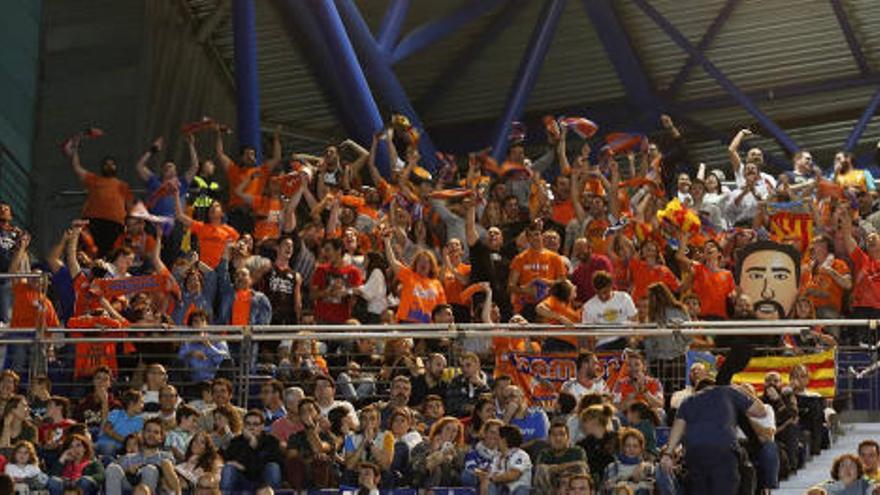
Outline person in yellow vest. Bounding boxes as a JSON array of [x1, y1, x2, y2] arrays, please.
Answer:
[[833, 151, 876, 193]]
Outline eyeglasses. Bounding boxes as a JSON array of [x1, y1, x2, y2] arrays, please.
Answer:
[[245, 421, 263, 427]]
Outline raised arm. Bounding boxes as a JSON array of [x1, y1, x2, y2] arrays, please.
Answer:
[[135, 137, 163, 183], [214, 126, 233, 172], [234, 172, 258, 206], [343, 138, 370, 172], [556, 126, 571, 173], [609, 158, 621, 219], [184, 133, 200, 183], [837, 204, 857, 255], [46, 229, 71, 274], [382, 227, 405, 275], [364, 133, 384, 187], [571, 168, 586, 223], [9, 232, 30, 275], [148, 230, 167, 275], [69, 135, 88, 182], [465, 194, 480, 247], [172, 182, 194, 228], [281, 178, 305, 233], [67, 222, 84, 280], [263, 126, 282, 170], [728, 129, 752, 182]]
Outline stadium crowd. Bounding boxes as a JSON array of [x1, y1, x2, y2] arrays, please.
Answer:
[[0, 113, 877, 494]]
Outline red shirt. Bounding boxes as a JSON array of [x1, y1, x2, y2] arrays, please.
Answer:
[[570, 255, 613, 303], [312, 263, 364, 323], [612, 375, 663, 407], [38, 419, 76, 446]]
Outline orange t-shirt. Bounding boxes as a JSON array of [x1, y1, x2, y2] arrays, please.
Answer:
[[629, 258, 680, 303], [253, 195, 283, 241], [227, 162, 270, 209], [73, 273, 102, 317], [67, 314, 131, 379], [81, 173, 132, 225], [692, 263, 735, 319], [551, 199, 575, 226], [583, 218, 612, 256], [11, 281, 60, 329], [509, 248, 567, 311], [231, 290, 252, 325], [442, 264, 472, 306], [396, 266, 446, 323], [801, 259, 850, 313], [537, 295, 582, 348], [189, 221, 239, 268]]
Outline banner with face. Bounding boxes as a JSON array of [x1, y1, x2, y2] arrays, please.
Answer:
[[734, 240, 802, 320]]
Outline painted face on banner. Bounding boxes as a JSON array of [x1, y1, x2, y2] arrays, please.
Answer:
[[737, 242, 799, 320]]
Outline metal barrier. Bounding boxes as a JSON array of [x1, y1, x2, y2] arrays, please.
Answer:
[[0, 320, 875, 411]]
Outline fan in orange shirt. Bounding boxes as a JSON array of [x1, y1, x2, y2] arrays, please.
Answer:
[[508, 222, 567, 316], [214, 125, 282, 210], [536, 280, 584, 353], [677, 237, 735, 319], [614, 236, 680, 303], [441, 239, 472, 322], [382, 227, 446, 324], [172, 181, 239, 269]]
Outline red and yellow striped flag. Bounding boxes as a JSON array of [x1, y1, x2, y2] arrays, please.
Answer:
[[767, 201, 813, 252], [732, 348, 836, 398]]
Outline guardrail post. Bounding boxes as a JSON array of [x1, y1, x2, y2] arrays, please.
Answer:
[[239, 325, 253, 408], [29, 273, 50, 384]]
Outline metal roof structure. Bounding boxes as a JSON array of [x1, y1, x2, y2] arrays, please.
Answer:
[[182, 0, 880, 174]]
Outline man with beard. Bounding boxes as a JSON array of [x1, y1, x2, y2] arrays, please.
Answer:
[[466, 197, 513, 320], [560, 352, 607, 402], [381, 375, 416, 429], [728, 128, 778, 189], [105, 417, 180, 495], [68, 133, 134, 256], [260, 236, 302, 326], [410, 353, 448, 407], [715, 240, 800, 384]]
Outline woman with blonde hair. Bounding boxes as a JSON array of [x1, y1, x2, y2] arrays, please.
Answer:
[[384, 227, 447, 324], [577, 404, 619, 484]]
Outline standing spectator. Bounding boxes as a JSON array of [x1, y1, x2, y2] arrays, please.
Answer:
[[68, 134, 133, 256], [383, 228, 446, 324], [260, 236, 303, 327], [75, 366, 121, 438], [466, 200, 513, 321], [173, 182, 239, 270], [577, 404, 619, 485], [445, 352, 491, 418], [220, 409, 284, 492], [800, 234, 851, 320], [837, 204, 880, 344], [678, 238, 735, 320], [177, 310, 230, 384], [312, 238, 363, 324], [0, 201, 22, 322], [508, 221, 567, 320], [134, 136, 197, 227], [833, 151, 876, 193], [477, 424, 532, 495], [570, 237, 613, 304], [536, 279, 583, 352], [352, 252, 390, 324], [660, 378, 767, 495], [104, 417, 180, 495], [581, 271, 637, 350]]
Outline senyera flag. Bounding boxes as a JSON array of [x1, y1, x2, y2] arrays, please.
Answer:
[[560, 117, 599, 139], [731, 348, 836, 398], [603, 132, 648, 155]]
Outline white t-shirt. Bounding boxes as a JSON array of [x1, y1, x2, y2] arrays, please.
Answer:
[[319, 399, 359, 429], [491, 448, 532, 492], [581, 291, 637, 346], [560, 378, 608, 402]]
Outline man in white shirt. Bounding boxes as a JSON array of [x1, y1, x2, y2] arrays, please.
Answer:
[[560, 351, 608, 401], [581, 271, 637, 350], [314, 374, 359, 429], [729, 128, 777, 197], [670, 362, 709, 412]]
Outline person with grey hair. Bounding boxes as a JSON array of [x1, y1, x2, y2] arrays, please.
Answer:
[[269, 387, 304, 447]]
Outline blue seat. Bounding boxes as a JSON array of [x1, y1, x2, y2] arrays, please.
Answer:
[[430, 488, 477, 495]]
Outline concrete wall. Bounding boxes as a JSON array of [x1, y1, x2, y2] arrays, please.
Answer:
[[30, 0, 236, 255]]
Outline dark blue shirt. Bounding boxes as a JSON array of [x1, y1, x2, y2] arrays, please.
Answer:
[[676, 385, 753, 451]]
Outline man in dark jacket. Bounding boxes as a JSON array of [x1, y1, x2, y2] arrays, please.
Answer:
[[220, 409, 284, 492]]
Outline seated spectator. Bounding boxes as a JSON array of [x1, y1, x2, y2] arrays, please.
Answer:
[[859, 440, 880, 483], [421, 394, 446, 433], [5, 440, 47, 493], [220, 409, 284, 493], [259, 379, 286, 428], [96, 390, 144, 457], [670, 362, 708, 413], [736, 383, 780, 495], [165, 404, 200, 462], [270, 386, 304, 446], [602, 427, 654, 495], [285, 397, 338, 489], [790, 364, 828, 456], [577, 404, 619, 485], [342, 404, 398, 487], [0, 395, 36, 457], [105, 417, 180, 495], [313, 374, 358, 430], [625, 402, 659, 458], [445, 352, 491, 418], [380, 375, 415, 430], [763, 371, 801, 478], [200, 378, 245, 432], [534, 422, 588, 494], [611, 353, 664, 419], [561, 352, 608, 402], [174, 431, 222, 493], [567, 473, 594, 495], [410, 416, 466, 488], [463, 418, 503, 488], [141, 364, 169, 414], [46, 433, 104, 495], [464, 397, 497, 444], [187, 381, 214, 414], [809, 453, 876, 494], [148, 384, 182, 430], [500, 385, 550, 454], [388, 406, 422, 453], [357, 461, 382, 495], [209, 404, 241, 452], [27, 375, 51, 421], [410, 353, 449, 408], [477, 424, 532, 495], [37, 396, 75, 468]]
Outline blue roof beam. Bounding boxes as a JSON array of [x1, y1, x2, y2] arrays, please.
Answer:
[[415, 0, 524, 115], [665, 0, 741, 97], [336, 0, 440, 170], [582, 0, 663, 128], [490, 0, 567, 162], [630, 0, 800, 154], [844, 87, 880, 152], [391, 0, 506, 64], [830, 0, 870, 77], [376, 0, 411, 53]]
